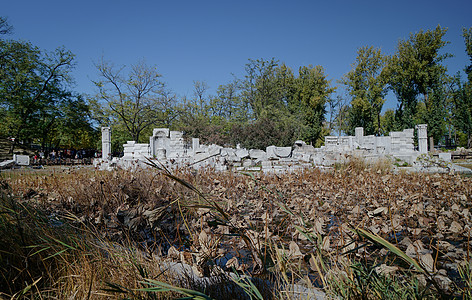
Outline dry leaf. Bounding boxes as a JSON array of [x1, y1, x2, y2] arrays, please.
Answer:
[[289, 241, 303, 258], [225, 257, 239, 270], [449, 221, 462, 233]]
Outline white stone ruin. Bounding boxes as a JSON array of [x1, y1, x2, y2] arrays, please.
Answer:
[[101, 127, 111, 160], [0, 154, 30, 169], [416, 124, 428, 154], [94, 124, 448, 173]]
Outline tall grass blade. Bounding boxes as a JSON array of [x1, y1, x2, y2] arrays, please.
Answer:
[[351, 227, 425, 272], [139, 279, 213, 300]]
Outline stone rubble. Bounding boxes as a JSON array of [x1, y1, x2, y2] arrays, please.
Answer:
[[95, 125, 470, 174]]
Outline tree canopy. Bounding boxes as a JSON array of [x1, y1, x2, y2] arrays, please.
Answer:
[[0, 37, 96, 151], [343, 46, 387, 136], [91, 58, 177, 144]]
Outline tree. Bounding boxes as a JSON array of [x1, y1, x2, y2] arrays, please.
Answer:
[[343, 46, 387, 135], [463, 27, 472, 82], [292, 65, 334, 145], [52, 95, 97, 149], [451, 28, 472, 147], [452, 79, 472, 147], [92, 58, 175, 143], [193, 80, 209, 114], [387, 25, 451, 135], [0, 38, 78, 152], [332, 94, 350, 136], [242, 58, 281, 119], [380, 109, 396, 135]]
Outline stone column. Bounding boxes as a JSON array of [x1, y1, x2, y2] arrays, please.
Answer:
[[415, 124, 428, 154], [355, 127, 364, 148], [192, 138, 200, 155], [150, 135, 155, 157], [101, 127, 111, 160]]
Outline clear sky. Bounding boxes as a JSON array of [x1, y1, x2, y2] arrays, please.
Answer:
[[3, 0, 472, 111]]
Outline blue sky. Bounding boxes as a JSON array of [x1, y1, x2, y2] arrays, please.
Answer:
[[3, 0, 472, 111]]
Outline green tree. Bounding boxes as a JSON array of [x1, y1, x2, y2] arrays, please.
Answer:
[[380, 109, 396, 135], [332, 95, 350, 136], [92, 58, 176, 143], [451, 28, 472, 147], [292, 65, 334, 145], [242, 58, 281, 119], [343, 46, 387, 135], [387, 25, 451, 137], [453, 81, 472, 147], [463, 27, 472, 82], [52, 95, 97, 149], [0, 38, 78, 152]]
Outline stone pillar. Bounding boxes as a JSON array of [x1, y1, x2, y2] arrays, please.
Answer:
[[101, 127, 111, 160], [150, 136, 155, 157], [355, 127, 364, 148], [415, 124, 428, 154], [192, 138, 200, 155]]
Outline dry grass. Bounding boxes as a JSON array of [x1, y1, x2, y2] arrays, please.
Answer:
[[1, 161, 472, 298]]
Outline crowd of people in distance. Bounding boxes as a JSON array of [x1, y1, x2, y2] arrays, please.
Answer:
[[32, 149, 99, 165]]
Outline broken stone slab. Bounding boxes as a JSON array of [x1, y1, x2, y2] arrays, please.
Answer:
[[193, 152, 214, 163], [246, 166, 262, 171], [242, 159, 254, 167], [266, 145, 292, 159], [249, 149, 266, 160], [0, 160, 15, 169], [450, 164, 472, 174], [235, 148, 249, 159], [193, 146, 222, 164], [292, 152, 312, 163], [275, 147, 292, 158], [438, 153, 451, 162], [208, 145, 223, 156], [13, 154, 30, 166], [221, 148, 240, 162]]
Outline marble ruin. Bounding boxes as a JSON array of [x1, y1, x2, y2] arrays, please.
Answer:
[[101, 127, 111, 160], [95, 124, 461, 173]]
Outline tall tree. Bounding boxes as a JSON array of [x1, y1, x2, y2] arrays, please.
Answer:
[[92, 58, 175, 143], [0, 39, 76, 152], [343, 46, 387, 135], [451, 27, 472, 147], [452, 78, 472, 147], [463, 27, 472, 83], [242, 58, 281, 119], [209, 80, 250, 122], [387, 25, 451, 135], [292, 65, 334, 145], [193, 80, 209, 114]]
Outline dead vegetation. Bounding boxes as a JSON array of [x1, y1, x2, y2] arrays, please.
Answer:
[[1, 160, 472, 299]]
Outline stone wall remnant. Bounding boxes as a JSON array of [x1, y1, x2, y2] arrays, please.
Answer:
[[96, 124, 438, 173]]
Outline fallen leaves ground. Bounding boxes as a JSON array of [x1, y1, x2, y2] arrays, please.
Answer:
[[4, 164, 472, 295]]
